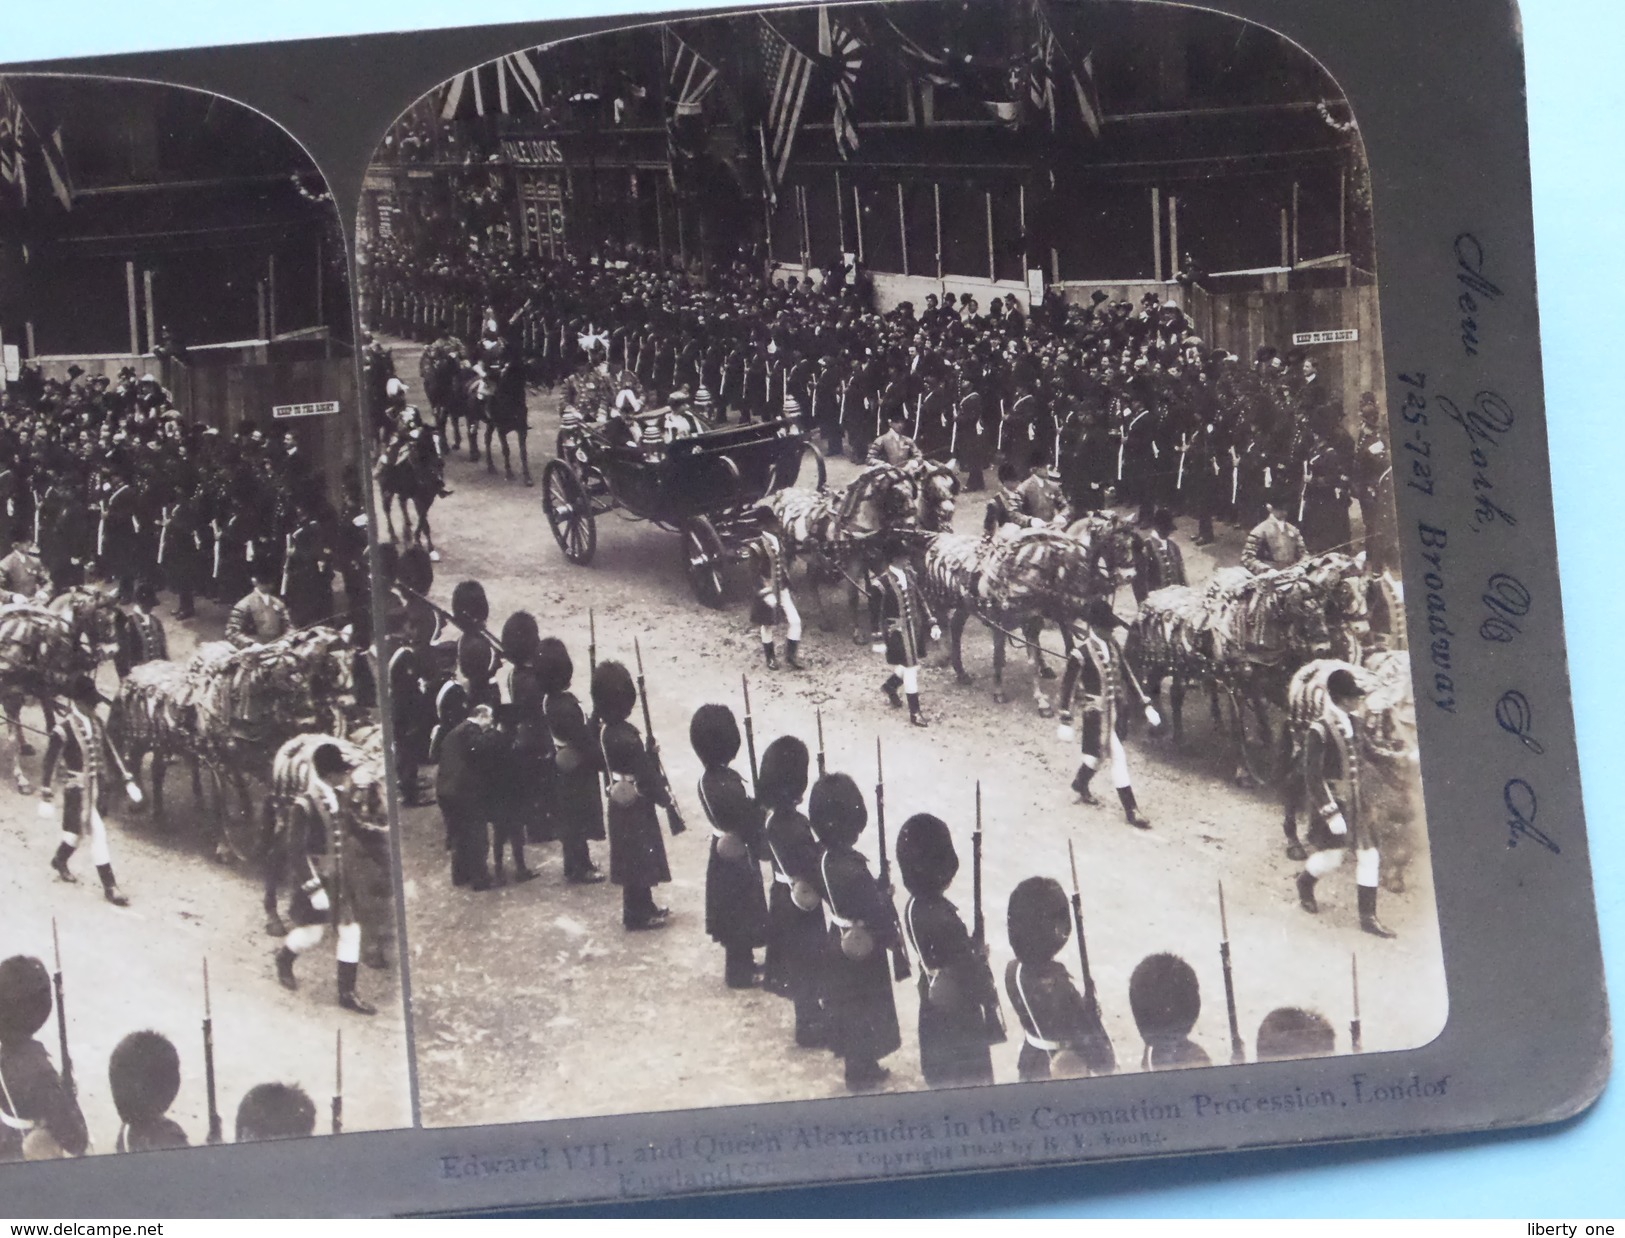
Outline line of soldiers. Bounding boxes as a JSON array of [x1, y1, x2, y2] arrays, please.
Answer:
[[0, 953, 333, 1161], [362, 238, 1397, 572], [1, 367, 370, 627]]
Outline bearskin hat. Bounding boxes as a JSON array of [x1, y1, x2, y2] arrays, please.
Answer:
[[532, 634, 572, 694], [1327, 668, 1366, 703], [808, 772, 867, 847], [689, 703, 741, 768], [234, 1082, 317, 1143], [896, 813, 959, 897], [591, 660, 637, 727], [1006, 877, 1072, 963], [1128, 952, 1201, 1040], [1256, 1006, 1336, 1061], [108, 1030, 182, 1124], [0, 956, 53, 1044], [757, 736, 810, 811], [500, 611, 542, 669], [396, 546, 434, 596], [1152, 508, 1176, 537], [450, 580, 490, 628]]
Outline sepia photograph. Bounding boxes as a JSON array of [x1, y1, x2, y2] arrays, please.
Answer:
[[356, 0, 1443, 1130], [0, 75, 411, 1160]]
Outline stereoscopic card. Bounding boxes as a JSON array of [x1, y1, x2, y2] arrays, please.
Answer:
[[0, 0, 1610, 1217]]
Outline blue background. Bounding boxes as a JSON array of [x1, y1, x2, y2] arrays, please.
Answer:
[[7, 0, 1619, 1217]]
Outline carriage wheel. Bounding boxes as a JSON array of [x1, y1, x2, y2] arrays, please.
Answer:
[[542, 459, 598, 566], [683, 516, 728, 608], [772, 439, 827, 494], [1234, 689, 1290, 786]]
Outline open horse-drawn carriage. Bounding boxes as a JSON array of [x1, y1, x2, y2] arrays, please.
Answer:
[[541, 411, 825, 606]]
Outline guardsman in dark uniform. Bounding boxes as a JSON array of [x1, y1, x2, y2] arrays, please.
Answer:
[[954, 384, 989, 492], [451, 580, 501, 711], [436, 704, 502, 890], [41, 678, 130, 906], [0, 955, 88, 1162], [1003, 876, 1116, 1082], [874, 541, 940, 727], [692, 703, 768, 988], [759, 735, 828, 1047], [491, 612, 548, 875], [1294, 669, 1398, 938], [109, 1031, 189, 1152], [1057, 599, 1154, 828], [539, 635, 604, 884], [1353, 392, 1397, 571], [1241, 500, 1307, 575], [897, 812, 1001, 1088], [809, 772, 901, 1091], [594, 661, 673, 932], [383, 547, 441, 807], [746, 528, 801, 670], [1128, 953, 1213, 1070], [1131, 508, 1187, 604], [272, 740, 380, 1014]]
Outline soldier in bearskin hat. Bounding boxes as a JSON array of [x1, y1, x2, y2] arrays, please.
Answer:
[[1295, 668, 1398, 939], [108, 1030, 190, 1152], [538, 634, 604, 884], [594, 661, 672, 931], [0, 955, 88, 1161], [491, 610, 551, 867], [1057, 598, 1154, 828], [450, 580, 501, 711], [758, 735, 828, 1047], [1128, 952, 1212, 1070], [234, 1082, 316, 1143], [435, 703, 502, 890], [41, 676, 130, 907], [1255, 1006, 1337, 1061], [691, 703, 768, 988], [896, 813, 1001, 1088], [808, 772, 901, 1091], [1003, 876, 1116, 1082]]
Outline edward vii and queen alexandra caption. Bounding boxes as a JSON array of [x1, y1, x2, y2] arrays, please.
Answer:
[[0, 0, 1608, 1216]]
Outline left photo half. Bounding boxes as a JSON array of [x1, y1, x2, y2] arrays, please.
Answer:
[[0, 75, 412, 1158]]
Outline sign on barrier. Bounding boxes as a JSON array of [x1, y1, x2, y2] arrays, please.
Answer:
[[272, 399, 341, 419]]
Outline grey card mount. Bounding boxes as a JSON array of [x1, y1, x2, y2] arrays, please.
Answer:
[[0, 0, 1609, 1216]]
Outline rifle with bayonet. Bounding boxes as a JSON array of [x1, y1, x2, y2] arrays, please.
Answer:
[[741, 674, 760, 793], [397, 583, 506, 658], [589, 608, 597, 678], [973, 782, 1007, 1044], [332, 1029, 343, 1135], [815, 708, 827, 779], [51, 919, 73, 1100], [1219, 881, 1245, 1064], [634, 637, 685, 835], [875, 739, 912, 982], [203, 959, 222, 1144], [1350, 953, 1363, 1052], [1066, 839, 1095, 1007]]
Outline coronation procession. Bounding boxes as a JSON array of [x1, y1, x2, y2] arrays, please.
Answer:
[[359, 0, 1442, 1126], [0, 79, 411, 1161]]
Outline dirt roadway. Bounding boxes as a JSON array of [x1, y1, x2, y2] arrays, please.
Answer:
[[382, 338, 1446, 1132], [0, 601, 413, 1156]]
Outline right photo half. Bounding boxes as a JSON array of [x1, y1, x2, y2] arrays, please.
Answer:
[[357, 0, 1440, 1131]]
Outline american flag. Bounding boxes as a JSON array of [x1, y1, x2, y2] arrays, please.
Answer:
[[756, 17, 815, 205], [440, 51, 546, 120], [818, 8, 864, 161]]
